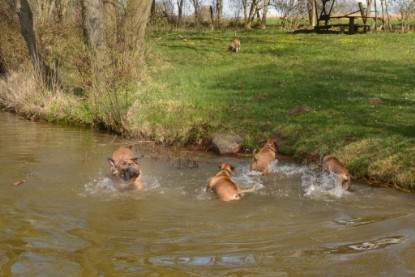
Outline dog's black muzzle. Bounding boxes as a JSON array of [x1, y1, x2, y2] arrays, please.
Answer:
[[120, 165, 140, 181]]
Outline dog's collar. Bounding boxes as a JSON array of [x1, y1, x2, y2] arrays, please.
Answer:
[[220, 168, 232, 175]]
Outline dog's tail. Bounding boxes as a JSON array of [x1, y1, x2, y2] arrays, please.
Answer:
[[239, 183, 256, 194], [252, 149, 258, 159]]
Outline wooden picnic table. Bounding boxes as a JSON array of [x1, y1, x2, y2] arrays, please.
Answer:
[[316, 14, 380, 34]]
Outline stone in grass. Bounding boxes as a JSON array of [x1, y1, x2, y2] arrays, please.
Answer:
[[288, 104, 311, 115], [211, 133, 243, 155]]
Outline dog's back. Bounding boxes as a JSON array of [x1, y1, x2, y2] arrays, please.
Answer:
[[209, 177, 241, 201], [206, 163, 255, 201], [251, 138, 278, 175], [322, 155, 350, 190]]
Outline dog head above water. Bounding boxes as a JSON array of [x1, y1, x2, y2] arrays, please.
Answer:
[[218, 163, 235, 176], [107, 147, 143, 190], [108, 157, 140, 181]]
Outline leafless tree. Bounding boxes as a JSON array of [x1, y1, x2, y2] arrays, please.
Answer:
[[245, 0, 259, 28], [260, 0, 270, 28], [176, 0, 185, 26], [394, 0, 415, 32], [216, 0, 223, 26], [189, 0, 201, 25], [13, 0, 56, 87], [271, 0, 308, 30]]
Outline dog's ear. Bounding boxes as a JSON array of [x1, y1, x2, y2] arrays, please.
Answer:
[[107, 157, 117, 169], [230, 165, 235, 172]]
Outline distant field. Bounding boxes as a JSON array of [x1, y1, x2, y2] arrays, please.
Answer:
[[135, 29, 415, 190]]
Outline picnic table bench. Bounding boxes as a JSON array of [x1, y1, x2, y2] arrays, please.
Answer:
[[313, 1, 382, 34], [316, 14, 375, 34]]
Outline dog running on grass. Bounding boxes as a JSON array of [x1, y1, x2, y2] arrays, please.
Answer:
[[206, 163, 256, 201], [229, 38, 241, 52], [108, 146, 143, 190]]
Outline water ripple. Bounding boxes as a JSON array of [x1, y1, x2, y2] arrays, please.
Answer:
[[306, 236, 405, 255]]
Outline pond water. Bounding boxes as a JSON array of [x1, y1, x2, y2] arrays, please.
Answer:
[[1, 111, 415, 276]]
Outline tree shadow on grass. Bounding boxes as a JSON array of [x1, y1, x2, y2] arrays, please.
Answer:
[[209, 57, 415, 139]]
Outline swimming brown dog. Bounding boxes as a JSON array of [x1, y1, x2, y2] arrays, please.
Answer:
[[251, 138, 278, 175], [321, 155, 351, 190], [108, 146, 143, 190], [206, 163, 256, 201]]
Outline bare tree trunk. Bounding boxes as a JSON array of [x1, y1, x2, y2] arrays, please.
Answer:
[[245, 0, 258, 28], [124, 0, 152, 50], [151, 0, 156, 15], [209, 5, 215, 30], [242, 0, 248, 23], [216, 0, 223, 27], [13, 0, 55, 87], [384, 0, 391, 31], [380, 0, 385, 28], [176, 0, 184, 27], [103, 0, 117, 47], [260, 0, 269, 29], [189, 0, 200, 26], [82, 0, 106, 52]]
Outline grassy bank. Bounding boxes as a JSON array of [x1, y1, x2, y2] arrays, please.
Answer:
[[1, 28, 414, 190], [135, 29, 415, 190]]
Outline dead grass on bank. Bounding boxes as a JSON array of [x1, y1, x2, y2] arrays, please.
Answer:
[[0, 63, 82, 122]]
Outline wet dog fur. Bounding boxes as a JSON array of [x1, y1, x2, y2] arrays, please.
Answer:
[[108, 146, 143, 190], [321, 155, 351, 190], [206, 163, 256, 201], [251, 134, 281, 175]]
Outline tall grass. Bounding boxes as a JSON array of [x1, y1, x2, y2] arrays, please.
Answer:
[[0, 62, 89, 123]]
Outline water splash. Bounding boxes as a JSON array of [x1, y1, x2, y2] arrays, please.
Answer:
[[235, 164, 265, 190], [81, 171, 160, 198], [270, 160, 309, 176], [302, 171, 349, 199]]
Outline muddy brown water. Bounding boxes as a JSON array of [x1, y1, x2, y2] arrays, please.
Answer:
[[1, 111, 415, 276]]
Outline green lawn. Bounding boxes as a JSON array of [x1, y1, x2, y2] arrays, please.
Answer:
[[131, 29, 415, 190]]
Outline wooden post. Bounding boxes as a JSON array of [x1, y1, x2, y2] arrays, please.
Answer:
[[358, 2, 367, 32], [312, 0, 317, 27], [358, 2, 366, 23], [348, 17, 355, 34], [209, 6, 215, 30]]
